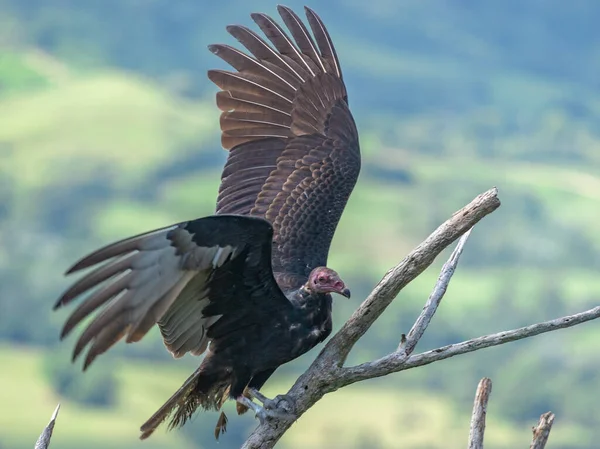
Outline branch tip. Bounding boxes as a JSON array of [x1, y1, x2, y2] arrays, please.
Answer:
[[34, 403, 60, 449], [467, 378, 492, 449], [530, 412, 555, 449]]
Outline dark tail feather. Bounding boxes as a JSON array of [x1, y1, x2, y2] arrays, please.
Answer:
[[214, 411, 229, 440], [139, 366, 230, 440]]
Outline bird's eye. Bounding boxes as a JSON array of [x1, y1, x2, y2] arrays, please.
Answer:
[[318, 276, 326, 283]]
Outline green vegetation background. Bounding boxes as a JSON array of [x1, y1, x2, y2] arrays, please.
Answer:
[[2, 1, 600, 448]]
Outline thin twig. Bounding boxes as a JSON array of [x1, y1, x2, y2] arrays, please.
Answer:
[[34, 404, 60, 449], [342, 305, 600, 384], [401, 228, 473, 356], [530, 412, 555, 449], [467, 378, 492, 449]]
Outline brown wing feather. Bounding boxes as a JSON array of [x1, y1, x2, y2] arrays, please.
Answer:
[[304, 7, 343, 79], [277, 6, 326, 73], [211, 7, 360, 288]]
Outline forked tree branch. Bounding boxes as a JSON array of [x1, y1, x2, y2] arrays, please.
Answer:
[[400, 227, 473, 356], [325, 188, 500, 367], [340, 305, 600, 385], [240, 187, 596, 449]]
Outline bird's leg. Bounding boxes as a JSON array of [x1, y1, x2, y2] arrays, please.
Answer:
[[248, 388, 296, 416], [236, 388, 252, 415], [236, 395, 268, 424]]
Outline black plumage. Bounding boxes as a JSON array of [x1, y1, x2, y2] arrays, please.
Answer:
[[53, 5, 360, 440]]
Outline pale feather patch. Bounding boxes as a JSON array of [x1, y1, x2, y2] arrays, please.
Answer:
[[158, 271, 225, 358], [212, 245, 234, 268]]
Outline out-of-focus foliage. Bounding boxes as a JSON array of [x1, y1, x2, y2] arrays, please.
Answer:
[[2, 1, 600, 448], [42, 347, 118, 408]]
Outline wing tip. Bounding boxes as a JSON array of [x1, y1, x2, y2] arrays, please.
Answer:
[[77, 339, 103, 371], [250, 11, 273, 26], [83, 350, 96, 371], [59, 325, 71, 341], [277, 5, 304, 25], [276, 4, 290, 15], [303, 6, 319, 22], [53, 288, 76, 310], [225, 24, 238, 34], [65, 261, 84, 275], [71, 346, 82, 364]]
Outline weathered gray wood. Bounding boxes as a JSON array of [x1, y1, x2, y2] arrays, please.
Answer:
[[343, 305, 600, 384], [324, 187, 501, 368], [400, 228, 473, 356], [530, 412, 555, 449], [34, 404, 60, 449], [468, 378, 492, 449]]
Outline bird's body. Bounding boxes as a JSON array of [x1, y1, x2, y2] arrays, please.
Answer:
[[142, 271, 337, 438], [54, 5, 360, 440]]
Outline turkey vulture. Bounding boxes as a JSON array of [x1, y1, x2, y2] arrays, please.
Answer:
[[54, 4, 360, 440]]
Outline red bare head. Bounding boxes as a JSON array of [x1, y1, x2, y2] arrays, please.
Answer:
[[306, 267, 351, 298]]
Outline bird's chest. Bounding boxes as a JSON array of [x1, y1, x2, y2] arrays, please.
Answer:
[[287, 309, 332, 358]]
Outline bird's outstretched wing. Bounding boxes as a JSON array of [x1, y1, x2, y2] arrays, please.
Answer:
[[54, 215, 292, 369], [211, 6, 361, 290]]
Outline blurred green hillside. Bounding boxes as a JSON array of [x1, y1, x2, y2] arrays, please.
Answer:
[[2, 1, 600, 448]]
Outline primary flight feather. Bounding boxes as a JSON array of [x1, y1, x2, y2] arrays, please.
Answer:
[[54, 4, 360, 440]]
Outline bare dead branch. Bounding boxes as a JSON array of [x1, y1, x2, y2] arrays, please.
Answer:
[[342, 305, 600, 384], [400, 228, 473, 356], [34, 404, 60, 449], [466, 380, 554, 449], [325, 188, 500, 367], [530, 412, 555, 449], [467, 378, 492, 449]]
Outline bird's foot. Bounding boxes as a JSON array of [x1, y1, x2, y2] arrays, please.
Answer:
[[236, 396, 269, 424], [236, 391, 296, 425], [248, 388, 296, 416]]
